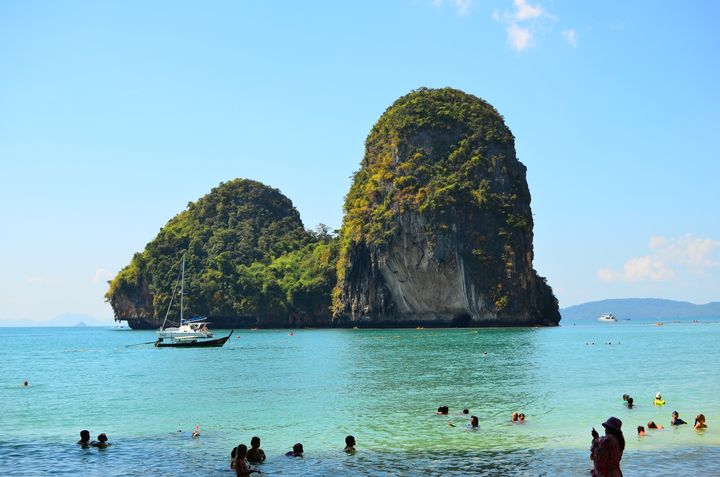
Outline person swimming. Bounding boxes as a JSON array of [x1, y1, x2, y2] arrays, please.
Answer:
[[286, 442, 303, 457], [344, 435, 356, 454], [467, 416, 479, 429], [512, 412, 519, 422], [647, 421, 664, 430], [436, 406, 449, 415], [694, 414, 707, 430], [653, 393, 666, 406], [637, 425, 646, 436], [191, 426, 201, 438], [626, 397, 634, 409], [670, 411, 687, 426]]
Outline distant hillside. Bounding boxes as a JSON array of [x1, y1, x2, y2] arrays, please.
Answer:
[[561, 298, 720, 321]]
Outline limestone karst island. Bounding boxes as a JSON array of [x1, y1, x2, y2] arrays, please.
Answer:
[[106, 88, 560, 329]]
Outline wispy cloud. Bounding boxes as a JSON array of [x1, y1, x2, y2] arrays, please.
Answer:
[[598, 235, 720, 284], [92, 268, 114, 285], [492, 0, 555, 51], [433, 0, 473, 16], [507, 23, 532, 51], [562, 29, 578, 47]]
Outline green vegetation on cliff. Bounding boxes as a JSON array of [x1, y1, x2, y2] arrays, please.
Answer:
[[106, 179, 337, 326], [334, 87, 559, 323]]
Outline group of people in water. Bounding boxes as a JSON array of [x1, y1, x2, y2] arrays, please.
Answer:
[[436, 406, 526, 429], [77, 430, 111, 448], [590, 392, 709, 476], [230, 435, 356, 476], [622, 392, 709, 434]]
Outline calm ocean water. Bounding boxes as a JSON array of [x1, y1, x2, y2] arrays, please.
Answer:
[[1, 321, 719, 476]]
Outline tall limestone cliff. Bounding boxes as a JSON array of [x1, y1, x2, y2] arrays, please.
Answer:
[[106, 179, 337, 329], [334, 88, 560, 326]]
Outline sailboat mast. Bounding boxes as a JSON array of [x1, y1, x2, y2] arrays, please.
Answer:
[[180, 254, 185, 324]]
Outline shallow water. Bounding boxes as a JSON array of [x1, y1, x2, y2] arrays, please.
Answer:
[[2, 321, 718, 475]]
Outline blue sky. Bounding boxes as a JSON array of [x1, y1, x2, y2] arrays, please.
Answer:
[[1, 0, 718, 324]]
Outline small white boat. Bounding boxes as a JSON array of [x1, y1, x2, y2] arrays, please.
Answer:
[[598, 313, 618, 323], [156, 254, 217, 343]]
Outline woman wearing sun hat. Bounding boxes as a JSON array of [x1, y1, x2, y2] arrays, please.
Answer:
[[590, 416, 625, 476]]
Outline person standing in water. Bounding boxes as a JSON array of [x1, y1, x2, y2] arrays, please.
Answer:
[[590, 416, 625, 477], [344, 435, 356, 453], [670, 411, 687, 426], [77, 430, 93, 447], [233, 444, 261, 476], [247, 436, 266, 464]]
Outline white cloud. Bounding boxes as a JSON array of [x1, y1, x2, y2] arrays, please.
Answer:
[[433, 0, 472, 16], [493, 0, 555, 52], [92, 268, 114, 285], [623, 256, 675, 282], [562, 29, 578, 47], [507, 23, 532, 51], [513, 0, 543, 21], [598, 234, 720, 284], [597, 268, 621, 283]]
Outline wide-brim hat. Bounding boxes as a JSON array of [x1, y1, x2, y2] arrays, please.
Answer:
[[602, 417, 623, 432]]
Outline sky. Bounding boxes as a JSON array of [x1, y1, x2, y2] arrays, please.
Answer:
[[1, 0, 718, 324]]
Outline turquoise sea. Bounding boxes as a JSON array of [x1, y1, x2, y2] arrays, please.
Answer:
[[2, 321, 719, 476]]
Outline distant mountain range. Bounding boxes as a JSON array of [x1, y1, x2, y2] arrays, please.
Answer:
[[561, 298, 720, 321]]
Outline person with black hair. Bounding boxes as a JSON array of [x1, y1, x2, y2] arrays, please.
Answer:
[[590, 416, 624, 477]]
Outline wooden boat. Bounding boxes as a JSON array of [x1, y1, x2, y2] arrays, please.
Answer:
[[155, 330, 233, 348]]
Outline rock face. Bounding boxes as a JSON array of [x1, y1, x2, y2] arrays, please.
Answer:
[[334, 88, 560, 326]]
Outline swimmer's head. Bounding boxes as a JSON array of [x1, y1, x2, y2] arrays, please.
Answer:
[[470, 416, 479, 427], [655, 392, 662, 399], [512, 412, 519, 421], [251, 436, 261, 447], [97, 433, 108, 443], [80, 430, 90, 441], [637, 426, 645, 435], [345, 435, 355, 447], [622, 394, 629, 401], [236, 444, 248, 458], [293, 443, 304, 454], [672, 411, 679, 418], [462, 408, 469, 414], [519, 413, 525, 421], [647, 421, 657, 429]]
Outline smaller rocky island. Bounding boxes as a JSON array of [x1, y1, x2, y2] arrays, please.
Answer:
[[106, 179, 337, 329]]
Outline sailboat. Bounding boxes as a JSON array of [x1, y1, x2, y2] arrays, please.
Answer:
[[155, 254, 233, 348]]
